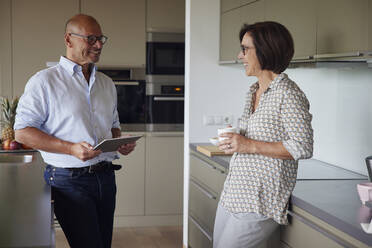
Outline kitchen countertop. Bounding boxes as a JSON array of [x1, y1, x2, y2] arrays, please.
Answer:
[[190, 143, 367, 180], [0, 151, 52, 248], [190, 143, 371, 246]]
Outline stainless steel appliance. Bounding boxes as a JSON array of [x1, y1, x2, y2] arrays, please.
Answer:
[[99, 68, 146, 131], [146, 32, 185, 75], [145, 32, 185, 132], [145, 75, 184, 131]]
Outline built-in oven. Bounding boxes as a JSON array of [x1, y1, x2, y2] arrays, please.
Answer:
[[146, 32, 185, 75], [145, 75, 184, 131], [99, 68, 146, 131]]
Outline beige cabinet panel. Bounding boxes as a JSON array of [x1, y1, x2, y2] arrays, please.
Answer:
[[239, 1, 265, 30], [220, 8, 242, 61], [281, 216, 344, 248], [189, 180, 219, 232], [221, 0, 257, 13], [265, 0, 316, 60], [190, 154, 226, 194], [145, 134, 183, 215], [220, 0, 265, 62], [317, 0, 368, 55], [221, 0, 242, 13], [146, 0, 185, 32], [12, 0, 78, 97], [188, 217, 213, 248], [81, 0, 146, 67], [114, 132, 145, 216], [368, 0, 372, 50], [0, 0, 12, 98]]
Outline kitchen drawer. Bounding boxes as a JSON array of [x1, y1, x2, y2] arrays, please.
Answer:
[[188, 215, 213, 248], [280, 206, 366, 248], [190, 154, 227, 194], [189, 177, 219, 232], [280, 215, 344, 248]]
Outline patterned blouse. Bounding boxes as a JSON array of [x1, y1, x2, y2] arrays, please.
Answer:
[[220, 73, 313, 225]]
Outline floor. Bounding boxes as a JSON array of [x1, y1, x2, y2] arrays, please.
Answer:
[[55, 226, 183, 248]]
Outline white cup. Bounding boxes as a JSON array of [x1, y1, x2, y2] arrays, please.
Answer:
[[217, 127, 237, 142]]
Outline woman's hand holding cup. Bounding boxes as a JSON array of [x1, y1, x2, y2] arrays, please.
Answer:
[[218, 127, 237, 153]]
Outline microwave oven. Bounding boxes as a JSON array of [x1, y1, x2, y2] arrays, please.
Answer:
[[146, 32, 185, 75]]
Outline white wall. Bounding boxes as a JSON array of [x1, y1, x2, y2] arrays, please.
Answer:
[[188, 0, 372, 175]]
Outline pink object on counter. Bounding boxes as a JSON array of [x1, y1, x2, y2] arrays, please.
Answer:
[[357, 182, 372, 204]]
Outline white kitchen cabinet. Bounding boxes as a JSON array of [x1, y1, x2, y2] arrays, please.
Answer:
[[146, 0, 185, 32], [0, 0, 12, 98], [113, 132, 145, 216], [81, 0, 146, 67], [12, 0, 79, 97], [316, 0, 369, 57], [220, 0, 265, 62], [265, 0, 317, 61], [145, 132, 184, 215]]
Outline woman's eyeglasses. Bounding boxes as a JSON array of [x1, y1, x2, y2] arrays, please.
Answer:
[[240, 45, 255, 55]]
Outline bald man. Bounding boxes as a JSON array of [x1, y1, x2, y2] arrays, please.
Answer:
[[14, 14, 135, 248]]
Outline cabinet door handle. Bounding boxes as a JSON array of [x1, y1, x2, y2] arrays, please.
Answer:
[[190, 178, 217, 200], [291, 55, 314, 61], [114, 81, 140, 86], [314, 51, 362, 59], [153, 96, 184, 101], [189, 214, 213, 241], [287, 210, 352, 247], [198, 157, 217, 170], [219, 60, 238, 65]]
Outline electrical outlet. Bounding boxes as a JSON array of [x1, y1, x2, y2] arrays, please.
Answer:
[[223, 115, 233, 125], [203, 115, 214, 126], [214, 115, 223, 125]]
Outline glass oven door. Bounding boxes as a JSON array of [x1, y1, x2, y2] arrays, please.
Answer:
[[146, 95, 184, 124], [115, 81, 146, 124]]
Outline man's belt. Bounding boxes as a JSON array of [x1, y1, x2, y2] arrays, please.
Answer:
[[65, 161, 122, 173]]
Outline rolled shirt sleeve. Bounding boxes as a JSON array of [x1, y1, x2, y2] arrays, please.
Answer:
[[14, 74, 48, 130], [281, 89, 314, 160]]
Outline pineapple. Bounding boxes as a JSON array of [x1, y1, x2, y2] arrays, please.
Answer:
[[0, 97, 19, 141]]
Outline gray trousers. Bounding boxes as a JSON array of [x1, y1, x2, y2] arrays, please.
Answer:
[[213, 203, 279, 248]]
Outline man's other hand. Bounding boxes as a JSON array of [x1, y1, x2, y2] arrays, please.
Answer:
[[117, 142, 136, 155], [70, 142, 102, 161]]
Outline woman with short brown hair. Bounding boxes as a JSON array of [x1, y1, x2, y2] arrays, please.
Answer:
[[213, 21, 313, 248]]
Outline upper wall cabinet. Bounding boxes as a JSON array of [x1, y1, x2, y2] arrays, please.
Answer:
[[12, 0, 79, 97], [265, 0, 317, 61], [316, 0, 369, 58], [146, 0, 185, 32], [0, 0, 12, 98], [81, 0, 146, 68], [220, 0, 265, 62]]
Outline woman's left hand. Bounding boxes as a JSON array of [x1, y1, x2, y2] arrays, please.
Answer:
[[218, 133, 255, 154]]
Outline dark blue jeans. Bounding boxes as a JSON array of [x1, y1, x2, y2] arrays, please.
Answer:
[[44, 164, 116, 248]]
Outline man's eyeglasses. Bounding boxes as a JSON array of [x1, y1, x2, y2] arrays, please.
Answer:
[[69, 33, 108, 45], [240, 45, 255, 55]]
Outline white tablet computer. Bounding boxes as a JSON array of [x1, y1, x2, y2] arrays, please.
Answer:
[[93, 135, 143, 152]]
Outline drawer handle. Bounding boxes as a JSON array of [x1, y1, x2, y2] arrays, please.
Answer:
[[189, 214, 213, 241], [190, 178, 217, 200], [288, 210, 353, 247]]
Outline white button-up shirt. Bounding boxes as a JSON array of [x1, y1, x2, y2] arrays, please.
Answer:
[[14, 56, 120, 168]]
